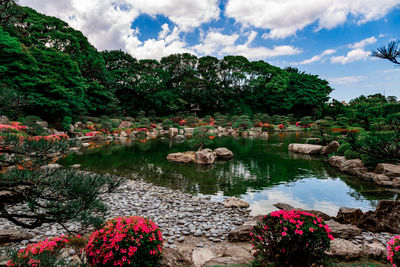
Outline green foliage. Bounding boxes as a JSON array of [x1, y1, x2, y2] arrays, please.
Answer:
[[0, 132, 121, 229], [250, 210, 332, 267], [188, 126, 215, 149], [232, 115, 252, 130], [336, 142, 352, 156], [162, 119, 173, 130], [344, 150, 361, 160]]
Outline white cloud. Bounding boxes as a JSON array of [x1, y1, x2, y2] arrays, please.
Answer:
[[194, 30, 301, 60], [295, 49, 336, 65], [225, 0, 400, 39], [349, 36, 377, 49], [328, 75, 365, 85], [18, 0, 219, 56], [331, 49, 371, 64]]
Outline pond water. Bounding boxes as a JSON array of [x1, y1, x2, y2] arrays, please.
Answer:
[[61, 133, 397, 216]]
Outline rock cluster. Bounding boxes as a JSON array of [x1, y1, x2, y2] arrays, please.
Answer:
[[329, 156, 400, 188], [288, 141, 340, 155], [0, 179, 250, 249], [167, 148, 233, 165]]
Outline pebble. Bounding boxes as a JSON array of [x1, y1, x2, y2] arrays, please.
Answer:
[[0, 178, 250, 249]]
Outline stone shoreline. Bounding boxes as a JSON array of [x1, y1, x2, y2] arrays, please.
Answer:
[[0, 177, 250, 248]]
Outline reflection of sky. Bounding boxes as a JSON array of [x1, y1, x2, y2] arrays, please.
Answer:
[[212, 178, 378, 216]]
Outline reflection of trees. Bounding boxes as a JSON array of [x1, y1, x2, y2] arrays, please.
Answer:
[[60, 134, 394, 203]]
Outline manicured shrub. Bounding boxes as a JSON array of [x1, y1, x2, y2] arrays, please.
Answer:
[[250, 210, 333, 267], [86, 216, 164, 267], [336, 142, 351, 156], [262, 123, 275, 132], [162, 119, 173, 130], [7, 235, 82, 266], [344, 150, 361, 160], [387, 236, 400, 267]]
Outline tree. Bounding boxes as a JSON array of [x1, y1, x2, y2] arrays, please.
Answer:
[[372, 40, 400, 65], [0, 133, 120, 230]]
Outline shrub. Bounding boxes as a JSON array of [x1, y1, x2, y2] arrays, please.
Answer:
[[162, 119, 173, 130], [7, 235, 82, 266], [250, 210, 333, 267], [388, 236, 400, 267], [262, 123, 275, 132], [336, 142, 351, 156], [86, 216, 164, 267], [344, 149, 361, 160]]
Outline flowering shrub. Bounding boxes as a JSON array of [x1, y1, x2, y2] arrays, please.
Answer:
[[7, 235, 82, 266], [388, 236, 400, 266], [278, 124, 285, 129], [262, 123, 275, 132], [86, 216, 164, 267], [296, 121, 301, 127], [85, 131, 101, 137], [250, 210, 333, 266]]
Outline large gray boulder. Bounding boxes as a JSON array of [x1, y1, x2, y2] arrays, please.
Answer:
[[118, 121, 132, 129], [328, 156, 347, 168], [288, 143, 323, 155], [167, 152, 195, 163], [194, 149, 216, 164], [375, 163, 400, 178], [321, 141, 340, 155], [335, 207, 363, 225], [214, 147, 234, 159], [223, 197, 249, 208], [339, 159, 367, 176], [357, 200, 400, 233], [327, 238, 362, 260], [326, 220, 362, 239], [227, 225, 252, 242]]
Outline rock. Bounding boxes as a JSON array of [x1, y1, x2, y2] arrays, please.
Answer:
[[335, 207, 363, 225], [0, 115, 10, 125], [169, 128, 178, 138], [328, 156, 347, 168], [74, 121, 85, 130], [167, 152, 195, 164], [327, 238, 362, 260], [357, 200, 400, 233], [362, 241, 386, 260], [223, 246, 253, 262], [228, 225, 252, 242], [273, 203, 295, 210], [0, 230, 33, 244], [214, 147, 234, 159], [340, 159, 367, 176], [161, 248, 192, 267], [326, 220, 362, 239], [36, 121, 48, 128], [375, 163, 400, 178], [194, 149, 216, 164], [393, 177, 400, 188], [259, 132, 269, 138], [40, 164, 62, 171], [372, 174, 392, 186], [118, 121, 132, 129], [204, 256, 250, 266], [192, 248, 216, 267], [223, 197, 249, 208], [71, 164, 81, 168], [321, 141, 340, 155], [175, 135, 186, 142], [288, 143, 323, 155], [193, 229, 203, 237]]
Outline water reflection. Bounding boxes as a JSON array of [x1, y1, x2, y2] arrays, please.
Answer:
[[60, 133, 397, 215]]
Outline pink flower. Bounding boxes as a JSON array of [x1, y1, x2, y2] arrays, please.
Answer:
[[295, 229, 303, 235], [281, 232, 287, 237], [309, 227, 314, 233]]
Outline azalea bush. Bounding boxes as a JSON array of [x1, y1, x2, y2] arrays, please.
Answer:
[[387, 236, 400, 267], [86, 216, 164, 267], [262, 123, 275, 132], [250, 210, 334, 267], [7, 235, 84, 267]]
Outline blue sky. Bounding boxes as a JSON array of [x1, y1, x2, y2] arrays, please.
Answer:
[[20, 0, 400, 101]]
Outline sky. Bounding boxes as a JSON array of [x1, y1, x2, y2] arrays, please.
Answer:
[[19, 0, 400, 101]]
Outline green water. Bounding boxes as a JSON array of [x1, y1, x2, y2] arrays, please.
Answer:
[[61, 133, 397, 216]]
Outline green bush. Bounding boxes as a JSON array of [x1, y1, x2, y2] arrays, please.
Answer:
[[344, 150, 361, 160], [162, 119, 173, 130], [250, 210, 333, 266], [336, 142, 351, 156]]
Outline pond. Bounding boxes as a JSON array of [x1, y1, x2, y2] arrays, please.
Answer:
[[60, 133, 397, 216]]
